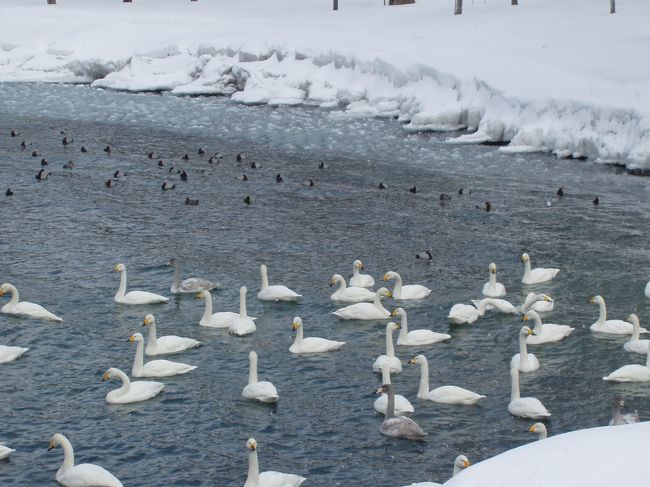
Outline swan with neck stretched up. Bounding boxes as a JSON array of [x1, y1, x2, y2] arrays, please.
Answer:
[[408, 355, 485, 404], [113, 264, 169, 305], [349, 259, 375, 288], [400, 455, 470, 487], [508, 367, 551, 419], [168, 258, 218, 294], [510, 326, 540, 372], [333, 287, 391, 320], [589, 295, 644, 334], [374, 361, 414, 416], [529, 423, 548, 440], [623, 314, 649, 354], [0, 443, 15, 460], [195, 290, 256, 328], [603, 340, 650, 382], [48, 433, 122, 487], [377, 384, 427, 440], [521, 253, 560, 284], [242, 351, 278, 403], [329, 274, 375, 302], [229, 286, 256, 336], [372, 322, 403, 374], [102, 367, 164, 404], [482, 263, 506, 298], [142, 314, 201, 356], [244, 438, 305, 487], [609, 397, 639, 425], [519, 292, 554, 313], [256, 264, 301, 301], [523, 310, 574, 344], [0, 283, 62, 322], [290, 317, 345, 353], [0, 344, 29, 363], [382, 271, 431, 300], [129, 333, 196, 378], [391, 308, 450, 346]]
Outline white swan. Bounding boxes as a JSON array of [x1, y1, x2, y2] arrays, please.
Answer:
[[168, 257, 218, 294], [142, 314, 201, 356], [519, 292, 554, 313], [372, 322, 402, 374], [391, 308, 450, 346], [195, 290, 256, 328], [0, 443, 15, 460], [129, 333, 196, 378], [408, 354, 485, 405], [523, 310, 574, 344], [0, 283, 62, 322], [377, 384, 427, 440], [242, 351, 278, 403], [529, 422, 548, 440], [289, 317, 345, 353], [646, 281, 650, 299], [447, 299, 497, 325], [229, 286, 256, 336], [382, 271, 431, 300], [349, 259, 375, 288], [374, 361, 414, 416], [400, 455, 470, 487], [244, 438, 305, 487], [603, 341, 650, 382], [589, 295, 644, 334], [333, 287, 391, 320], [256, 264, 301, 302], [482, 263, 506, 297], [624, 314, 649, 354], [113, 264, 169, 305], [48, 433, 122, 487], [102, 367, 164, 404], [329, 274, 375, 302], [521, 253, 560, 284], [508, 367, 551, 419], [471, 298, 519, 315], [0, 344, 29, 363], [510, 326, 540, 372]]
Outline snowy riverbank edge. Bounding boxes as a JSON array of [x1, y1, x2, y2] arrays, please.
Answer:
[[1, 0, 649, 169]]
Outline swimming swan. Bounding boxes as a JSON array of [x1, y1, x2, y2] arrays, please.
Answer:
[[399, 454, 470, 487], [510, 326, 540, 372], [333, 287, 391, 320], [589, 295, 644, 334], [102, 367, 164, 404], [0, 283, 62, 322], [349, 259, 375, 288], [229, 286, 256, 336], [470, 298, 519, 315], [374, 361, 414, 416], [372, 322, 403, 374], [508, 367, 551, 419], [523, 310, 574, 344], [113, 264, 169, 305], [142, 314, 201, 356], [289, 317, 345, 353], [168, 258, 218, 294], [609, 397, 639, 425], [195, 290, 255, 328], [519, 292, 554, 313], [528, 422, 548, 440], [244, 438, 305, 487], [382, 271, 431, 300], [521, 253, 560, 284], [482, 263, 506, 297], [623, 314, 649, 354], [391, 308, 450, 346], [376, 384, 427, 440], [242, 351, 278, 403], [603, 341, 650, 382], [129, 333, 196, 378], [329, 274, 375, 302], [408, 355, 485, 404], [0, 345, 29, 363], [257, 264, 301, 301]]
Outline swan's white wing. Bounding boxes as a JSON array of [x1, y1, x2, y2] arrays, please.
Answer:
[[372, 355, 402, 373], [291, 337, 345, 353], [448, 304, 478, 324], [59, 463, 123, 487], [508, 398, 550, 418], [428, 385, 485, 404], [7, 301, 62, 321], [141, 359, 196, 377], [401, 329, 450, 345], [603, 364, 650, 382], [119, 290, 168, 304], [259, 471, 306, 487], [624, 339, 650, 354], [243, 381, 278, 402], [374, 393, 414, 416], [0, 345, 29, 363], [381, 416, 427, 439]]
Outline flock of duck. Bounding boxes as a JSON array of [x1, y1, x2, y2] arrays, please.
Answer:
[[2, 250, 650, 487]]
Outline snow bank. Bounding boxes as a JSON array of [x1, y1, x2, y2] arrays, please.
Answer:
[[1, 0, 649, 168], [445, 422, 650, 487]]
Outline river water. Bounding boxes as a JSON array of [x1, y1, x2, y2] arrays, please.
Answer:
[[0, 82, 649, 486]]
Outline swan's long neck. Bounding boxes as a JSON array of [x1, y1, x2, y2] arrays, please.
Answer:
[[239, 290, 248, 317], [58, 436, 75, 474], [244, 449, 260, 487], [132, 340, 144, 376], [519, 333, 530, 367], [631, 317, 640, 340], [476, 300, 488, 316], [173, 261, 181, 289], [248, 355, 258, 385], [611, 403, 623, 425], [386, 326, 396, 358], [6, 284, 19, 305], [398, 312, 408, 341], [336, 277, 346, 290], [294, 325, 304, 346], [260, 267, 269, 290], [113, 369, 131, 396], [453, 462, 464, 476], [418, 359, 430, 397], [380, 364, 392, 385], [385, 388, 396, 418], [488, 271, 497, 292], [597, 300, 607, 324], [148, 321, 157, 345], [391, 275, 403, 299], [645, 346, 650, 367], [523, 259, 532, 279], [511, 371, 520, 401], [531, 314, 543, 334], [202, 293, 213, 321], [117, 270, 127, 298], [353, 265, 360, 279], [374, 294, 388, 314]]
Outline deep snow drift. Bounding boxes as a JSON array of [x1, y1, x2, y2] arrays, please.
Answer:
[[0, 0, 649, 168]]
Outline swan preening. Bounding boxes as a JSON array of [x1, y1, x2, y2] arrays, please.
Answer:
[[400, 455, 470, 487], [392, 308, 450, 346], [523, 310, 574, 344], [519, 292, 554, 313], [589, 295, 645, 335], [408, 355, 485, 405], [48, 433, 123, 487], [373, 322, 402, 374], [242, 351, 278, 403], [244, 438, 305, 487], [528, 422, 548, 440], [382, 271, 431, 300], [510, 326, 540, 372], [349, 259, 375, 288], [623, 314, 649, 354], [333, 287, 391, 320], [609, 397, 640, 425], [168, 258, 218, 294], [374, 361, 413, 416], [229, 286, 256, 336], [482, 263, 506, 298], [289, 317, 345, 354], [521, 253, 560, 284], [257, 264, 301, 301], [376, 384, 427, 440], [129, 333, 196, 378], [0, 283, 63, 322], [508, 367, 551, 419], [0, 345, 29, 363], [329, 274, 375, 302], [102, 367, 164, 404], [113, 264, 169, 305], [142, 314, 201, 355], [450, 294, 551, 325], [603, 340, 650, 382]]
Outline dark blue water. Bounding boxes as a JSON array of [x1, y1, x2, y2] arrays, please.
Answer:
[[0, 82, 649, 486]]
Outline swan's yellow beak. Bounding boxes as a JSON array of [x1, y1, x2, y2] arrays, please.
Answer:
[[47, 440, 56, 451], [142, 316, 152, 326], [329, 280, 335, 287], [114, 265, 120, 272], [375, 387, 384, 394], [522, 314, 529, 321], [359, 263, 365, 270], [528, 424, 536, 433], [247, 440, 257, 450], [101, 371, 111, 382], [527, 328, 535, 336], [128, 335, 135, 343], [543, 295, 552, 302], [395, 323, 401, 329], [589, 297, 595, 303], [194, 292, 203, 299], [407, 358, 417, 365], [0, 289, 4, 297], [292, 322, 300, 330], [382, 274, 389, 281], [391, 309, 398, 317], [463, 459, 471, 468], [386, 291, 392, 298]]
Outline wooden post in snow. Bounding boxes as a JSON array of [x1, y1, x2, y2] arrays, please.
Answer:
[[511, 0, 518, 5], [123, 0, 132, 3], [333, 0, 338, 10], [454, 0, 462, 15], [610, 0, 615, 13], [47, 0, 56, 4]]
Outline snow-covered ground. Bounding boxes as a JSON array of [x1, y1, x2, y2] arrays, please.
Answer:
[[0, 0, 649, 168]]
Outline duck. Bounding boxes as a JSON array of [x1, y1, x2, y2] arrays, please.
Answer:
[[0, 283, 63, 322], [482, 263, 506, 297], [372, 322, 402, 374], [256, 264, 301, 302], [0, 344, 29, 363], [391, 308, 450, 346], [142, 314, 201, 356], [528, 423, 548, 440], [382, 271, 431, 300], [374, 361, 414, 416], [519, 292, 554, 313], [508, 367, 551, 419], [510, 326, 540, 372], [161, 181, 175, 191], [349, 260, 375, 288], [244, 438, 305, 487], [289, 317, 345, 354], [113, 264, 169, 305], [470, 298, 519, 315], [48, 433, 122, 487], [102, 367, 164, 404], [129, 333, 196, 378], [520, 253, 560, 284], [168, 258, 218, 294], [523, 310, 574, 344], [609, 397, 639, 425], [0, 443, 15, 460], [407, 355, 485, 404], [195, 290, 253, 328], [603, 341, 650, 382], [399, 455, 470, 487], [242, 351, 278, 403], [623, 314, 649, 354], [589, 295, 644, 334], [329, 274, 376, 302], [415, 250, 432, 260], [229, 286, 256, 336], [376, 384, 427, 440], [333, 288, 392, 320]]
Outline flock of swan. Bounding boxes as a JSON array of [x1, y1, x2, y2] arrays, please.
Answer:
[[2, 252, 650, 487]]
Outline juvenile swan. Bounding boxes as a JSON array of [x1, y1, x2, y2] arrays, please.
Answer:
[[377, 384, 427, 440], [168, 257, 217, 294]]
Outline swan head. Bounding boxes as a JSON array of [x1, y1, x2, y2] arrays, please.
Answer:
[[376, 383, 392, 395], [612, 396, 625, 409], [249, 351, 257, 361], [142, 314, 155, 326], [329, 274, 344, 287], [195, 290, 208, 300], [240, 286, 248, 296], [353, 260, 364, 270], [128, 333, 144, 343], [521, 253, 530, 262], [292, 317, 303, 330], [489, 263, 497, 274], [48, 433, 65, 451], [101, 367, 119, 382], [260, 264, 267, 274], [167, 258, 177, 266], [528, 423, 546, 434], [522, 311, 539, 322], [455, 455, 471, 470], [247, 438, 257, 451], [387, 321, 400, 332], [390, 308, 405, 318], [520, 326, 535, 337], [377, 287, 392, 299], [114, 263, 125, 273], [0, 283, 9, 296], [407, 354, 425, 365], [589, 295, 603, 304]]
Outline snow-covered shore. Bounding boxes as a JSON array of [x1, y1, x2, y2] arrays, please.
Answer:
[[1, 0, 649, 168]]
